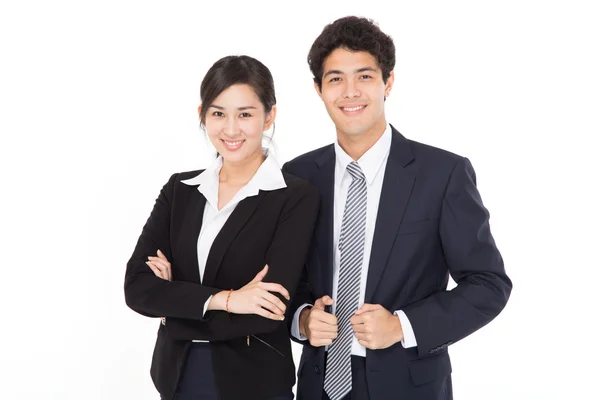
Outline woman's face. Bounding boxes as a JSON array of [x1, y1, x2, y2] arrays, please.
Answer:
[[201, 84, 275, 165]]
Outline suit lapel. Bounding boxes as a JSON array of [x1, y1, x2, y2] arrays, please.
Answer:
[[365, 127, 416, 302], [314, 146, 336, 296], [202, 191, 268, 286], [177, 187, 206, 284]]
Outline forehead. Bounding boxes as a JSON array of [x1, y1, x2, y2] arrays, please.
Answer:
[[211, 84, 261, 107], [322, 48, 380, 75]]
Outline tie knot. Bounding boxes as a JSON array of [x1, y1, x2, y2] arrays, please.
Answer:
[[347, 161, 365, 181]]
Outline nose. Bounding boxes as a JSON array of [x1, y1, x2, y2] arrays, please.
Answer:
[[343, 79, 361, 99], [223, 116, 241, 137]]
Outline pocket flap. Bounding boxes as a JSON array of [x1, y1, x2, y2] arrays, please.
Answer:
[[408, 351, 452, 386]]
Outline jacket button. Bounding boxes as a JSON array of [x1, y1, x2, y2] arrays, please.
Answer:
[[314, 365, 321, 374]]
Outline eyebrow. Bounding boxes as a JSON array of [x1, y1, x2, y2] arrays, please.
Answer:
[[208, 105, 258, 111], [323, 67, 378, 78]]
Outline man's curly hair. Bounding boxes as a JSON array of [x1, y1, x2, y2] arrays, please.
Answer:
[[308, 16, 396, 91]]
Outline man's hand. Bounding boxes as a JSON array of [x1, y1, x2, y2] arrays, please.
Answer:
[[351, 304, 404, 350], [300, 295, 338, 347]]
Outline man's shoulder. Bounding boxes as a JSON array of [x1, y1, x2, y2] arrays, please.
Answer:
[[406, 138, 464, 167], [288, 144, 334, 165], [284, 144, 334, 173]]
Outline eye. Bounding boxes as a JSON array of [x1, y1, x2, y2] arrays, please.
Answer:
[[359, 74, 373, 80], [328, 77, 341, 83], [239, 112, 252, 118], [212, 111, 224, 117]]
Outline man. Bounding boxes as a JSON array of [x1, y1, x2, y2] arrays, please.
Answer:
[[283, 16, 512, 400]]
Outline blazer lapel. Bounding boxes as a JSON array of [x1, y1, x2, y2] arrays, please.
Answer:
[[177, 187, 206, 284], [202, 191, 268, 286], [365, 127, 416, 302], [313, 146, 336, 296]]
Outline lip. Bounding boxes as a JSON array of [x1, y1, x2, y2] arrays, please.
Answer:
[[221, 139, 245, 151], [339, 104, 367, 116]]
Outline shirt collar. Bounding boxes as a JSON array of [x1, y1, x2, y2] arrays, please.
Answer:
[[180, 150, 287, 210], [334, 123, 392, 184]]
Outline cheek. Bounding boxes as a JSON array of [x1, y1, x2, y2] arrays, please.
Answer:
[[205, 119, 223, 136], [241, 119, 266, 138]]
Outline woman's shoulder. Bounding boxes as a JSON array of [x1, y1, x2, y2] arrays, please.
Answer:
[[175, 169, 205, 182], [281, 171, 319, 199]]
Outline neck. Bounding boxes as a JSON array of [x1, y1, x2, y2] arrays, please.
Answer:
[[220, 149, 265, 185], [337, 119, 387, 161]]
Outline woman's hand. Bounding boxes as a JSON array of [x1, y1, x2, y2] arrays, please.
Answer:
[[146, 249, 171, 281], [212, 265, 290, 321], [145, 249, 170, 325]]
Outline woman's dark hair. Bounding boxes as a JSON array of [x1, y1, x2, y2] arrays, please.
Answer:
[[199, 55, 276, 127], [308, 16, 396, 91]]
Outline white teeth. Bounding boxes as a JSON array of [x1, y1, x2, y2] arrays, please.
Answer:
[[224, 140, 243, 146], [342, 105, 365, 112]]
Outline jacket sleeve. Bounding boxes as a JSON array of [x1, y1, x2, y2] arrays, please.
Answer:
[[281, 162, 318, 341], [165, 183, 320, 341], [124, 173, 221, 320], [403, 157, 512, 357]]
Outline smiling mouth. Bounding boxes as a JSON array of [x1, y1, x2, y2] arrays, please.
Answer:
[[221, 139, 245, 150], [340, 105, 367, 113]]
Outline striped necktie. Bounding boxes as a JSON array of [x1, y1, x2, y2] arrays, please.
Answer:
[[324, 161, 367, 400]]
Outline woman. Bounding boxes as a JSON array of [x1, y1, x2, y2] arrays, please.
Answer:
[[124, 55, 319, 400]]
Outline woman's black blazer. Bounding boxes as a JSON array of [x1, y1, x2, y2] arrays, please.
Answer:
[[125, 170, 319, 400]]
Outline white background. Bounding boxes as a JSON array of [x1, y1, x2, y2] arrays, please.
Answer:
[[1, 1, 598, 398]]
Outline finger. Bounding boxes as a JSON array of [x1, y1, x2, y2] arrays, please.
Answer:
[[310, 327, 338, 340], [350, 314, 368, 325], [250, 265, 269, 284], [146, 261, 162, 278], [321, 295, 334, 306], [258, 298, 284, 316], [148, 256, 171, 270], [148, 257, 172, 281], [314, 295, 334, 310], [357, 339, 372, 349], [260, 282, 290, 300], [311, 309, 338, 326], [254, 305, 285, 321], [309, 318, 339, 334], [353, 332, 371, 341], [152, 261, 169, 280], [157, 249, 169, 261], [351, 313, 371, 325], [147, 261, 167, 280], [355, 303, 380, 315], [310, 338, 333, 347], [350, 323, 368, 334], [314, 298, 325, 310], [262, 292, 287, 314], [148, 260, 168, 278]]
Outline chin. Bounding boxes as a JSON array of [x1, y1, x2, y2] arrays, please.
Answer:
[[339, 123, 369, 137], [221, 152, 246, 163]]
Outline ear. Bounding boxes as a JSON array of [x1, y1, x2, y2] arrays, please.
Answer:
[[264, 105, 277, 131], [384, 71, 395, 97], [314, 81, 324, 100]]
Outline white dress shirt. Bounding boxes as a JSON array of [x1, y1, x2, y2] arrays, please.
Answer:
[[180, 151, 287, 342], [291, 124, 417, 355]]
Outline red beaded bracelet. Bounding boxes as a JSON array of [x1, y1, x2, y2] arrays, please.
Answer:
[[225, 289, 233, 313]]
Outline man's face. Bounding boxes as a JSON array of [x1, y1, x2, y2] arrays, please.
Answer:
[[316, 47, 394, 139]]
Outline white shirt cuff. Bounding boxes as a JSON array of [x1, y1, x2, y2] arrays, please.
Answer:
[[202, 295, 213, 317], [395, 310, 417, 348], [291, 303, 313, 340]]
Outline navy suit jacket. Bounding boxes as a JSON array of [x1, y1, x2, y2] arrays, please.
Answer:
[[283, 126, 512, 400]]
